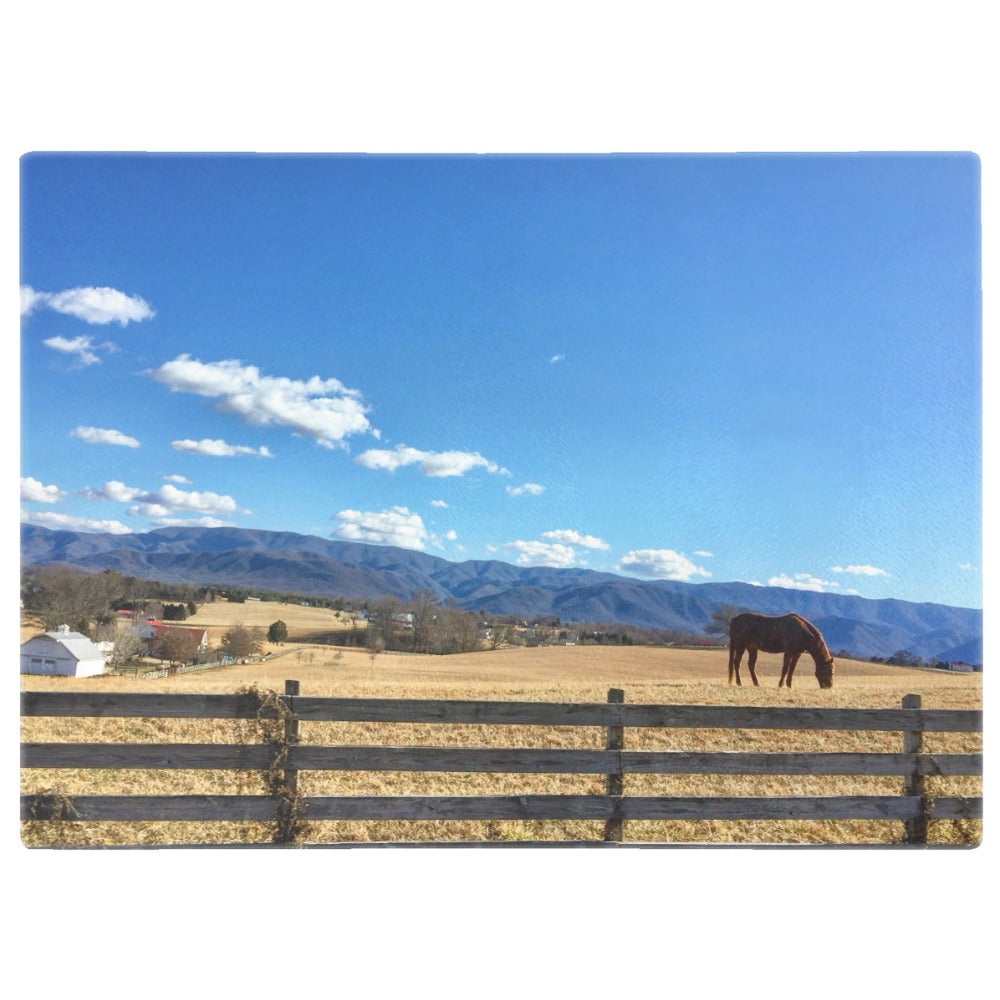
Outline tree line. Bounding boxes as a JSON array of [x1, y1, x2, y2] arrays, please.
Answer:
[[21, 566, 213, 635], [333, 592, 484, 656]]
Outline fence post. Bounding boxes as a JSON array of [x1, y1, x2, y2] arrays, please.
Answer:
[[283, 679, 300, 800], [902, 693, 928, 845], [275, 679, 301, 841], [603, 688, 625, 843]]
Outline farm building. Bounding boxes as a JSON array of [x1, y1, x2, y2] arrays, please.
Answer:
[[21, 625, 107, 677], [131, 621, 209, 656]]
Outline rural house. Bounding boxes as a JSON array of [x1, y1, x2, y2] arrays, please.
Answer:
[[132, 620, 209, 657], [175, 625, 209, 654], [20, 625, 108, 677]]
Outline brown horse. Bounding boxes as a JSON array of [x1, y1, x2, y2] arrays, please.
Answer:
[[728, 612, 835, 689]]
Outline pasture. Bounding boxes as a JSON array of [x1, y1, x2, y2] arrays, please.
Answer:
[[18, 600, 356, 653], [20, 643, 982, 847], [184, 599, 358, 648]]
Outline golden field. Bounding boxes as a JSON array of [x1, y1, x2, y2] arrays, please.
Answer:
[[19, 600, 357, 650], [175, 598, 359, 648], [20, 641, 982, 847]]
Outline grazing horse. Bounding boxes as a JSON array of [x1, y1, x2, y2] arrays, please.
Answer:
[[728, 612, 835, 689]]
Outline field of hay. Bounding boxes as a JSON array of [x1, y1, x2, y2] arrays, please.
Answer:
[[20, 642, 982, 847], [175, 598, 358, 648], [19, 600, 360, 650]]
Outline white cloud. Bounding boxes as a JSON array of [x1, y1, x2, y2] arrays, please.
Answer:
[[501, 529, 607, 568], [70, 426, 140, 448], [43, 335, 112, 366], [80, 480, 245, 516], [430, 499, 449, 508], [694, 550, 714, 558], [355, 444, 507, 478], [146, 483, 245, 515], [171, 438, 274, 458], [79, 480, 143, 502], [128, 503, 173, 518], [830, 564, 889, 577], [147, 516, 237, 528], [505, 540, 579, 568], [506, 482, 545, 497], [549, 354, 566, 364], [445, 530, 458, 541], [959, 562, 977, 572], [148, 356, 373, 449], [20, 286, 45, 316], [332, 506, 429, 550], [21, 476, 65, 504], [541, 529, 610, 551], [768, 572, 840, 593], [21, 508, 133, 534], [163, 474, 190, 484], [22, 285, 154, 325], [617, 549, 712, 581]]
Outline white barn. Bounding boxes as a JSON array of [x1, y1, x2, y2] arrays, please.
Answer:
[[21, 625, 108, 677]]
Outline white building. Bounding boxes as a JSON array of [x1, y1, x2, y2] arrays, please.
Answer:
[[20, 625, 108, 677]]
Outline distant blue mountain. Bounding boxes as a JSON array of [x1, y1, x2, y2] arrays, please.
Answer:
[[20, 524, 983, 664]]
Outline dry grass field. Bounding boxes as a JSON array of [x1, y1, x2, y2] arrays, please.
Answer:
[[20, 642, 982, 848], [169, 599, 358, 648], [19, 601, 358, 650]]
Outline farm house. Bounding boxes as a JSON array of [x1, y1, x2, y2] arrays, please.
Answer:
[[20, 625, 108, 677], [124, 619, 209, 657]]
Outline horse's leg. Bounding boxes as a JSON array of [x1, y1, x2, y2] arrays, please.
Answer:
[[747, 648, 760, 686], [786, 653, 801, 688], [779, 652, 791, 687], [729, 643, 743, 686]]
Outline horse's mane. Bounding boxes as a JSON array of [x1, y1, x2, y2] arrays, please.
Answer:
[[790, 614, 832, 660]]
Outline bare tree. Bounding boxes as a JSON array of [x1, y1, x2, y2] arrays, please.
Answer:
[[152, 627, 203, 666], [368, 597, 402, 651], [488, 623, 513, 650], [434, 603, 480, 653], [104, 617, 146, 668], [704, 604, 750, 639], [24, 566, 121, 633], [220, 622, 264, 659], [410, 589, 439, 654]]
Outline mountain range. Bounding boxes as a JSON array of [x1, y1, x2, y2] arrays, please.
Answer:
[[20, 524, 983, 664]]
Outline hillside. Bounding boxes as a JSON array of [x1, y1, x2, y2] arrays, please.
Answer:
[[20, 524, 983, 663]]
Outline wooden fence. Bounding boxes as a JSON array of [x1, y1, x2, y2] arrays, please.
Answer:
[[21, 682, 983, 846]]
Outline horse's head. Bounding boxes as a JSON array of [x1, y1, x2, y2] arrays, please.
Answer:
[[815, 657, 835, 689]]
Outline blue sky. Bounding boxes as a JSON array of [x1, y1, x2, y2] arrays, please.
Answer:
[[19, 153, 981, 608]]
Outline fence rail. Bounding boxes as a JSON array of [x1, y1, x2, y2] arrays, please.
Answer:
[[23, 793, 981, 823], [20, 744, 984, 777], [19, 690, 983, 730], [21, 683, 983, 846]]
